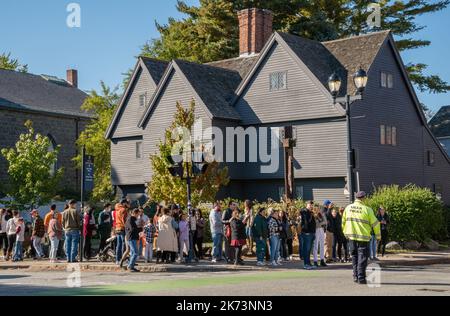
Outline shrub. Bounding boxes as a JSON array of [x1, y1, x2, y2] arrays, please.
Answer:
[[366, 185, 446, 242]]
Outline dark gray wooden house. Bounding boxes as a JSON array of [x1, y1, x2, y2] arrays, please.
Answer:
[[107, 8, 450, 206]]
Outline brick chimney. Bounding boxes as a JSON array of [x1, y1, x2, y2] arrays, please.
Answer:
[[66, 69, 78, 88], [238, 8, 273, 57]]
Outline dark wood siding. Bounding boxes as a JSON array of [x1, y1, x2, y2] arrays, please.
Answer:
[[142, 69, 212, 183], [111, 136, 144, 186], [235, 41, 341, 124], [112, 67, 155, 138], [353, 40, 450, 204]]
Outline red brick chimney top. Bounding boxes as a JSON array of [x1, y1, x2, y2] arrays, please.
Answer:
[[66, 69, 78, 88], [238, 8, 273, 57]]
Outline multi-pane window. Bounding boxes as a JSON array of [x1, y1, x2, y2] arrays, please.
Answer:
[[269, 71, 287, 91], [380, 125, 397, 146], [136, 141, 143, 159], [428, 151, 435, 166], [381, 71, 394, 88], [139, 93, 146, 107]]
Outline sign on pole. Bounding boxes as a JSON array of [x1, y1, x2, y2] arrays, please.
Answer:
[[84, 155, 94, 193]]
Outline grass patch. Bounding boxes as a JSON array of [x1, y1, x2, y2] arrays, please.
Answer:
[[39, 270, 320, 296]]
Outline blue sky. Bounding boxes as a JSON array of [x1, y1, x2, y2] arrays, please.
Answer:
[[0, 0, 448, 113]]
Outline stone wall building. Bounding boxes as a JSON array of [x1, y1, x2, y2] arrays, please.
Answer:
[[0, 68, 90, 195]]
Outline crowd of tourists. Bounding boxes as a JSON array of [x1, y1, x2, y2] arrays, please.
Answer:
[[0, 195, 390, 275]]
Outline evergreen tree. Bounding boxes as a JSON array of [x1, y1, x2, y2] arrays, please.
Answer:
[[140, 0, 450, 94], [0, 52, 28, 72]]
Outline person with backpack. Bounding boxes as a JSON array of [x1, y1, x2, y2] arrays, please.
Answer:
[[252, 207, 268, 266]]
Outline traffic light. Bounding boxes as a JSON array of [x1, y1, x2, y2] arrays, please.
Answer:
[[167, 154, 184, 177]]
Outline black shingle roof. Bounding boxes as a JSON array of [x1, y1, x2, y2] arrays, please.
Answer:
[[140, 57, 169, 85], [279, 32, 348, 96], [429, 105, 450, 138], [0, 68, 89, 118], [206, 56, 259, 79], [175, 59, 242, 121], [323, 31, 390, 95]]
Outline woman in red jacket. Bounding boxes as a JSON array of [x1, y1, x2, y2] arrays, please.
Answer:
[[83, 207, 97, 260]]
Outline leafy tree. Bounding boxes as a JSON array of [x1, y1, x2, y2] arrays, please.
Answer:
[[141, 0, 450, 94], [74, 82, 119, 202], [146, 100, 229, 206], [1, 120, 62, 209], [0, 52, 28, 72]]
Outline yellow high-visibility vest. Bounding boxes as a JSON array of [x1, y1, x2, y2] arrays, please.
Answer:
[[342, 199, 381, 242]]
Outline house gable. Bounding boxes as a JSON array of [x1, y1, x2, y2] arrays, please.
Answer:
[[233, 34, 343, 125], [351, 35, 450, 202], [106, 58, 168, 139], [140, 66, 213, 182]]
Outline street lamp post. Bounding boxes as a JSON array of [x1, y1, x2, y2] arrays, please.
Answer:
[[328, 69, 368, 203]]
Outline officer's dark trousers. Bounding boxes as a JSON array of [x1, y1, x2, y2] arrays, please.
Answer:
[[349, 240, 369, 282]]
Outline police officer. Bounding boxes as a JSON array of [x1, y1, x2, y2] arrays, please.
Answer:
[[342, 191, 380, 284]]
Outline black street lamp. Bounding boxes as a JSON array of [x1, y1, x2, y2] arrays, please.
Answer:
[[328, 68, 368, 203]]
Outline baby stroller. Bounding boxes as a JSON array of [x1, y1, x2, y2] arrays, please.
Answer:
[[98, 235, 117, 262]]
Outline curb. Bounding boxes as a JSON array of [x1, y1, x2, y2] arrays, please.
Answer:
[[0, 263, 268, 274], [379, 258, 450, 267]]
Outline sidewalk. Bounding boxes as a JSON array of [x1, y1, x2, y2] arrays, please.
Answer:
[[1, 250, 449, 273]]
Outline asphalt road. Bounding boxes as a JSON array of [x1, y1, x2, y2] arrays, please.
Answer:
[[0, 264, 449, 296]]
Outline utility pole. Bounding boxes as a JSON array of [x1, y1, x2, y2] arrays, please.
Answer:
[[283, 126, 296, 203]]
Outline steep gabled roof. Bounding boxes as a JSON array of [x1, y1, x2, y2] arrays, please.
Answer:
[[138, 60, 242, 128], [0, 68, 89, 118], [105, 56, 169, 139], [140, 56, 169, 85], [206, 56, 259, 79], [278, 32, 348, 95], [323, 30, 390, 95], [175, 59, 242, 120], [429, 105, 450, 138]]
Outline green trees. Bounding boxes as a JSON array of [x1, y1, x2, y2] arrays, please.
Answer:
[[0, 52, 28, 72], [74, 82, 119, 202], [1, 121, 62, 209], [141, 0, 449, 94], [146, 100, 229, 206], [366, 185, 446, 242]]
